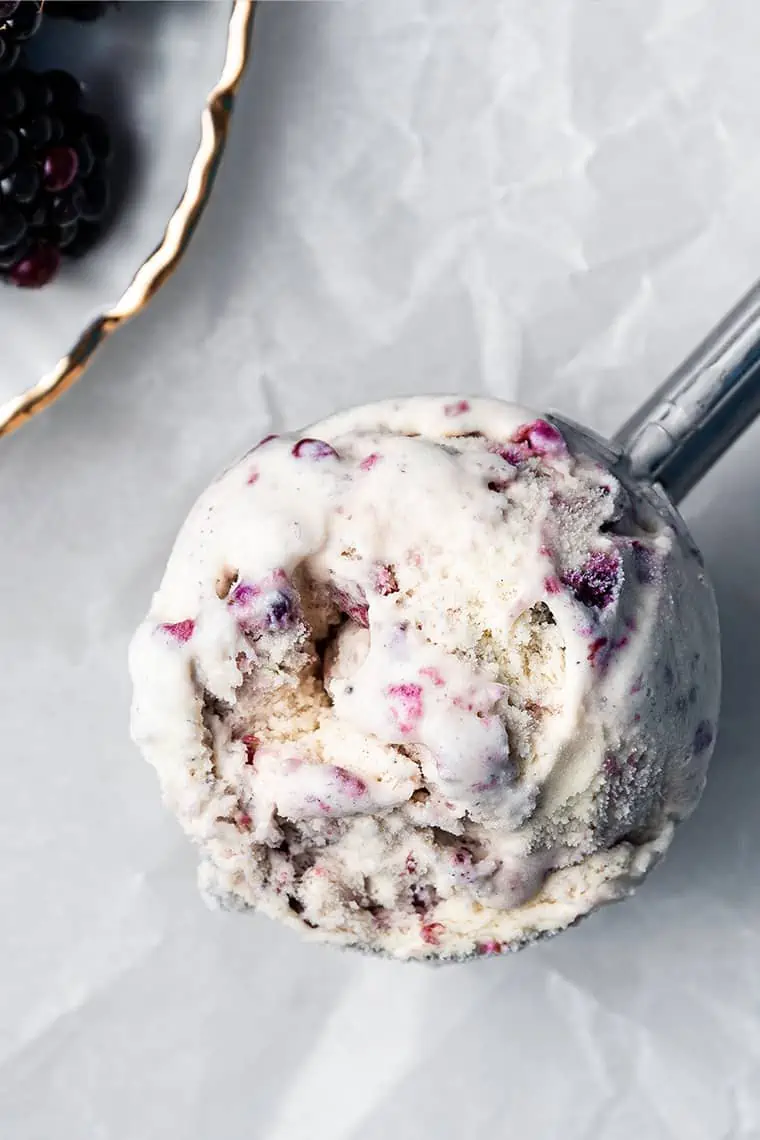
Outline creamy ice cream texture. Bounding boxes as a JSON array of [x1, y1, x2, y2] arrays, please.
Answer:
[[129, 397, 720, 960]]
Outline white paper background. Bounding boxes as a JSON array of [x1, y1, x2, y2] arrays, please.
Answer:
[[2, 2, 760, 1137]]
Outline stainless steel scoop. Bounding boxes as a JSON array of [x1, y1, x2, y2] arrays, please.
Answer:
[[551, 279, 760, 511]]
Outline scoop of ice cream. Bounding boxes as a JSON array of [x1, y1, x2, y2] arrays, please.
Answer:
[[129, 397, 720, 960]]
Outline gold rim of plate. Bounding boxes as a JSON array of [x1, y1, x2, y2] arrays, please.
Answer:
[[0, 0, 256, 440]]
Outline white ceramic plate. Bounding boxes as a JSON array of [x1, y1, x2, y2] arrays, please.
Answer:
[[0, 0, 254, 436]]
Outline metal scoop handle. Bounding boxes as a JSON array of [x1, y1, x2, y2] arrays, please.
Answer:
[[614, 280, 760, 504]]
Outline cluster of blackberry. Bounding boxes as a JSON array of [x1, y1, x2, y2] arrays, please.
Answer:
[[0, 1, 113, 287]]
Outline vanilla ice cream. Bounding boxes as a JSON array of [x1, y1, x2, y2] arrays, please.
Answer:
[[129, 397, 720, 960]]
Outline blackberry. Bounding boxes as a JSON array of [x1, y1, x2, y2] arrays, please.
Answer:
[[0, 2, 42, 73], [0, 65, 112, 287], [44, 2, 113, 21]]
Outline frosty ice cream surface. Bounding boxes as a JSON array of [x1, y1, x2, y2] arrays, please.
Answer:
[[130, 398, 719, 960]]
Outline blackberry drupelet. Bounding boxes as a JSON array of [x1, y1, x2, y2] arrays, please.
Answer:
[[0, 2, 42, 73], [0, 65, 112, 286]]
